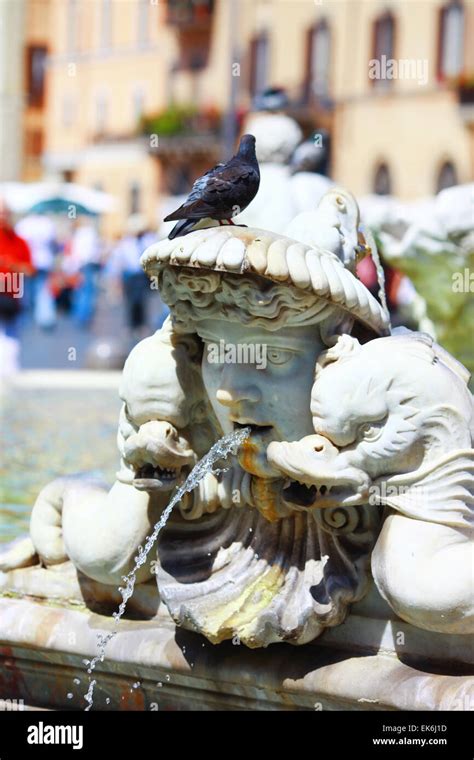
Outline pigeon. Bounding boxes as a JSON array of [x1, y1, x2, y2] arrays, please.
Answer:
[[163, 134, 260, 240]]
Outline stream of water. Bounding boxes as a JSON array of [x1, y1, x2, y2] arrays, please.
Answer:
[[83, 426, 249, 711]]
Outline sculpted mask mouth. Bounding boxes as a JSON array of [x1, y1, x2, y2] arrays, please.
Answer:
[[120, 420, 196, 492], [267, 435, 372, 509], [232, 420, 279, 479], [232, 420, 274, 438]]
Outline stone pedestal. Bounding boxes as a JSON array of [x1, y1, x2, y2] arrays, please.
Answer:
[[0, 573, 472, 711]]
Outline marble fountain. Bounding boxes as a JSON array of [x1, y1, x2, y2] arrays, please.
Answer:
[[0, 187, 473, 711]]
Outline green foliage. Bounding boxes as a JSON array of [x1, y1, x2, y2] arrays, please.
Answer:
[[142, 105, 197, 136], [141, 105, 221, 137]]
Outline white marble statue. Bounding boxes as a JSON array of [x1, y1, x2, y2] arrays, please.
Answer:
[[1, 187, 472, 650]]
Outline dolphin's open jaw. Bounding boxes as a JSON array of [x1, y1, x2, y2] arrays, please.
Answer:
[[280, 479, 367, 509], [282, 480, 340, 508], [133, 463, 183, 492], [282, 480, 318, 507], [267, 438, 372, 510]]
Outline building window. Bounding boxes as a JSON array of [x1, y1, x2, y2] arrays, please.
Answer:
[[101, 0, 112, 49], [436, 161, 458, 192], [249, 33, 269, 98], [438, 1, 464, 80], [305, 19, 331, 102], [137, 0, 149, 45], [67, 0, 78, 53], [26, 46, 47, 108], [129, 182, 141, 215], [371, 11, 396, 89], [373, 163, 392, 195]]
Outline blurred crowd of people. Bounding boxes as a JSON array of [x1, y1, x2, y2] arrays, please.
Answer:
[[0, 200, 166, 375]]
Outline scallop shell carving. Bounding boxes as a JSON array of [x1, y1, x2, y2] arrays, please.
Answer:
[[155, 503, 379, 647], [142, 226, 390, 336]]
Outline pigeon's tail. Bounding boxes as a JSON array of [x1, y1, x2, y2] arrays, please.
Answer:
[[167, 217, 219, 240], [167, 218, 197, 240]]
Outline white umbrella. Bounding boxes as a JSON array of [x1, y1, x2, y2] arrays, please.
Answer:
[[0, 182, 116, 215]]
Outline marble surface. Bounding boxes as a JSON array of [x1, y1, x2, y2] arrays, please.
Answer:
[[0, 596, 472, 711]]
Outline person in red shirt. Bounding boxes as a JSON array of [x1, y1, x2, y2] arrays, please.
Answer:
[[0, 198, 35, 337]]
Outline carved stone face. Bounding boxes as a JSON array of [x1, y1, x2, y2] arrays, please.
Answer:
[[197, 318, 324, 479]]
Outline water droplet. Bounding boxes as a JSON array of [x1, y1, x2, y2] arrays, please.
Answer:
[[106, 697, 111, 705], [73, 678, 80, 685], [67, 693, 73, 699], [166, 675, 171, 682], [157, 682, 162, 688]]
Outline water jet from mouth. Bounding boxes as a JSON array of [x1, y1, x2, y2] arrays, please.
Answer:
[[83, 426, 250, 711]]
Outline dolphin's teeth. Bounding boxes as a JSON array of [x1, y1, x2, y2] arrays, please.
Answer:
[[283, 479, 292, 489], [159, 467, 177, 479]]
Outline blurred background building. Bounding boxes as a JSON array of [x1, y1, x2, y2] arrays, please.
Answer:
[[1, 0, 473, 237]]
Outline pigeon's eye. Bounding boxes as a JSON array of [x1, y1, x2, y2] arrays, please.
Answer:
[[335, 197, 346, 210]]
